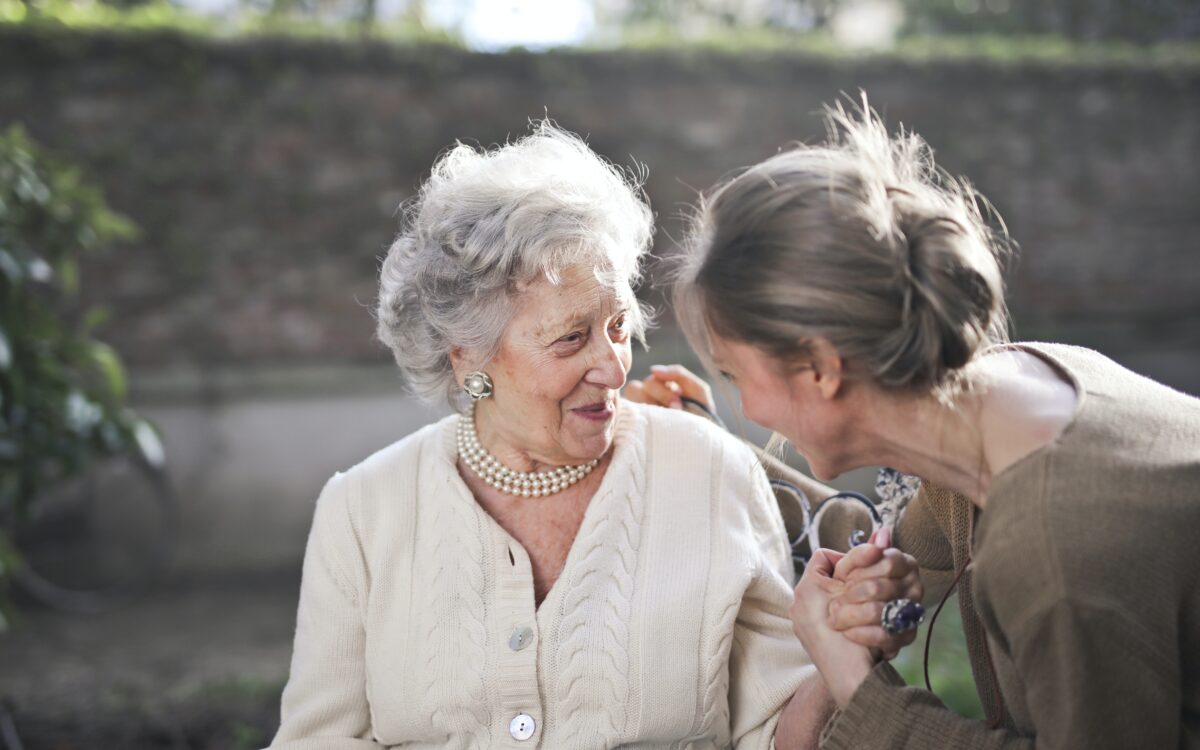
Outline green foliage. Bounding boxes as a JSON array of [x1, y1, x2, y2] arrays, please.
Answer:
[[893, 594, 985, 720], [596, 25, 1200, 70], [899, 0, 1199, 44], [604, 0, 1200, 45], [3, 0, 1197, 70], [0, 0, 215, 32], [0, 0, 462, 43], [0, 125, 162, 627]]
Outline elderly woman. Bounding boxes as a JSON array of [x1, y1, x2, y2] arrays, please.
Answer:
[[662, 101, 1200, 748], [268, 123, 922, 749]]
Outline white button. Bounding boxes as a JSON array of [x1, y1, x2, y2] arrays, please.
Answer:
[[509, 713, 536, 741], [509, 626, 534, 651]]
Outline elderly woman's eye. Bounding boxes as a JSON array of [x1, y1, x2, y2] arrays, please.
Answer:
[[609, 315, 630, 340]]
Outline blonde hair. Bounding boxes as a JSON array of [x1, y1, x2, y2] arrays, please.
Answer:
[[676, 96, 1012, 395]]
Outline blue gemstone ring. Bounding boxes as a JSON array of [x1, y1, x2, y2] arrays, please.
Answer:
[[881, 598, 925, 635]]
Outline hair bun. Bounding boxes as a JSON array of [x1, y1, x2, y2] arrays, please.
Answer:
[[881, 198, 1005, 388], [678, 96, 1012, 397]]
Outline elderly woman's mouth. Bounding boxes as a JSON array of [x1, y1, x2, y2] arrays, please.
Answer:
[[572, 401, 616, 422]]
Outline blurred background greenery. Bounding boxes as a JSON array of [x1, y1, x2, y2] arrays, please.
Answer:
[[2, 0, 1199, 58]]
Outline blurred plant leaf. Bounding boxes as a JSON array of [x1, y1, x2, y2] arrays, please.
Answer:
[[0, 248, 21, 281], [26, 254, 53, 284], [56, 256, 78, 295], [132, 418, 166, 469], [81, 306, 112, 333], [87, 341, 127, 402]]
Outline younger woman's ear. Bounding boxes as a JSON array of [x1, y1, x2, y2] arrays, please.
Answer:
[[809, 337, 844, 400]]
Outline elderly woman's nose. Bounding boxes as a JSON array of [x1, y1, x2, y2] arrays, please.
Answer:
[[586, 339, 628, 388]]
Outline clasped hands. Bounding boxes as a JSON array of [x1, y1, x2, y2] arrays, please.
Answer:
[[790, 527, 924, 708]]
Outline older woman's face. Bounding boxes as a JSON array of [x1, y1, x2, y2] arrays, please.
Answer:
[[472, 265, 633, 467]]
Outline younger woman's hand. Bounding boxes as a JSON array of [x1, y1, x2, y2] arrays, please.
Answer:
[[625, 364, 715, 413], [826, 528, 924, 660]]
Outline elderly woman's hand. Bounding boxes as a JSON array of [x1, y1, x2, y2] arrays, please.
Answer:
[[625, 364, 715, 412], [826, 528, 924, 660], [790, 548, 877, 709]]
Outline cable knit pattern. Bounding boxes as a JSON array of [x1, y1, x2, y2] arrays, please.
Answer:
[[269, 401, 813, 750], [697, 595, 742, 742], [554, 406, 646, 749], [419, 471, 489, 745], [696, 440, 737, 745]]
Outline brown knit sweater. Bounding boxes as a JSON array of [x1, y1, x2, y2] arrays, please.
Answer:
[[820, 343, 1200, 749]]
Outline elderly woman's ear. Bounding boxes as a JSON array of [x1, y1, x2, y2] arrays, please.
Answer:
[[448, 348, 466, 384], [448, 347, 482, 387]]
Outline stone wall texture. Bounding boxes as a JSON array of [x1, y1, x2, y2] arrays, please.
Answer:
[[4, 27, 1199, 393]]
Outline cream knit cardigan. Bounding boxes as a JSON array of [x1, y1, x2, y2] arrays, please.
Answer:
[[270, 401, 814, 749]]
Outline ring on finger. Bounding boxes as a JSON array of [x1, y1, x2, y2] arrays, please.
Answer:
[[881, 598, 925, 635]]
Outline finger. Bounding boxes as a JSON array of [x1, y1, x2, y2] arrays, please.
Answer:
[[827, 600, 885, 631], [833, 543, 885, 582], [808, 549, 850, 597], [640, 376, 683, 409], [845, 548, 917, 583], [901, 572, 925, 604], [648, 364, 714, 408], [803, 548, 846, 579], [623, 380, 648, 404], [840, 576, 911, 605], [870, 526, 892, 549], [840, 625, 920, 652], [656, 377, 683, 396]]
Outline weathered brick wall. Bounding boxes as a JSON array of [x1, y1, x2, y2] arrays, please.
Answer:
[[4, 28, 1198, 392]]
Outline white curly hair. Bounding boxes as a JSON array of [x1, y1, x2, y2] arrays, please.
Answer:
[[376, 121, 655, 408]]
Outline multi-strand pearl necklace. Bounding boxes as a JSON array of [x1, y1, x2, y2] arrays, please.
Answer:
[[456, 403, 599, 497]]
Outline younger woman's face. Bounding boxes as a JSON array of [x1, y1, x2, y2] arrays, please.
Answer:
[[708, 334, 850, 481]]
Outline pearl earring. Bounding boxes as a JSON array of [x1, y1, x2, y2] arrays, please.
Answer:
[[462, 371, 494, 401]]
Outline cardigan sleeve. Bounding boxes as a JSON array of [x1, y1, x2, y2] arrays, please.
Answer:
[[728, 470, 819, 750], [818, 661, 1031, 750], [269, 472, 384, 750], [820, 589, 1182, 750]]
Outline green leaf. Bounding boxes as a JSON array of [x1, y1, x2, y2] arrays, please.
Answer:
[[15, 173, 50, 205], [82, 306, 112, 333], [0, 529, 21, 576], [87, 341, 127, 401], [0, 248, 21, 282], [56, 257, 78, 295], [0, 327, 10, 370], [27, 255, 53, 284], [132, 418, 166, 469]]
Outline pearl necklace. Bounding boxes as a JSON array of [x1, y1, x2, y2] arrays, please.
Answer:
[[456, 403, 599, 497]]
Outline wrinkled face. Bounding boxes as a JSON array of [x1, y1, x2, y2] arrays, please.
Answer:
[[709, 334, 849, 481], [467, 265, 634, 467]]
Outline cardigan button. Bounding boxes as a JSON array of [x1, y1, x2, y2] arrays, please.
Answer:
[[509, 713, 536, 741], [509, 626, 534, 651]]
